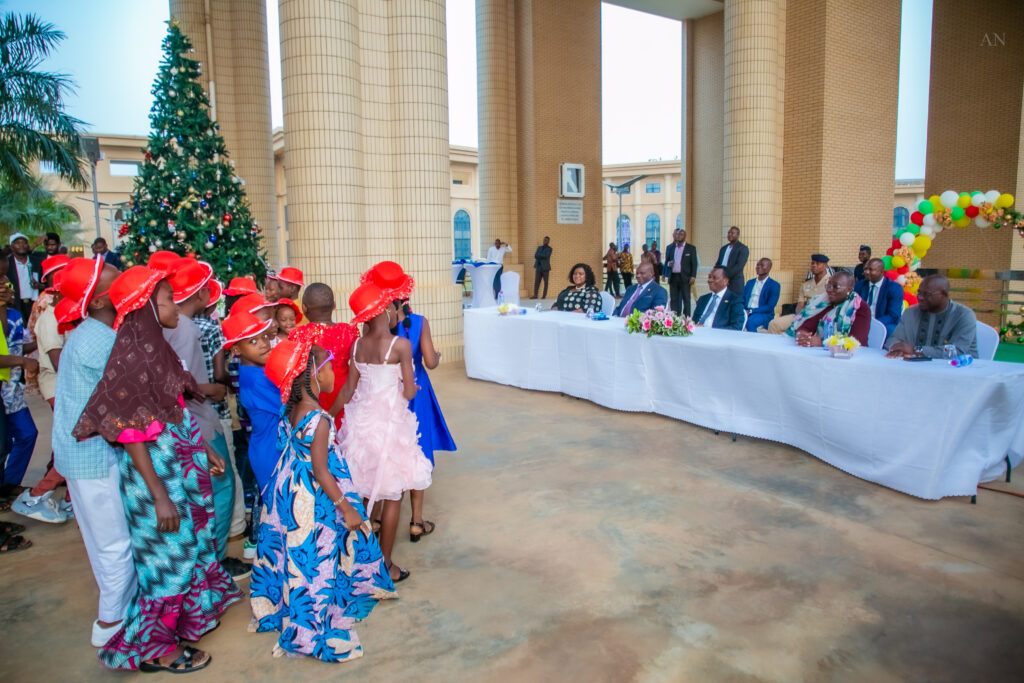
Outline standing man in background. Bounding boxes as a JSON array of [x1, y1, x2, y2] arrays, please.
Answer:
[[716, 226, 749, 295], [531, 236, 552, 300], [663, 228, 698, 317], [853, 245, 871, 282]]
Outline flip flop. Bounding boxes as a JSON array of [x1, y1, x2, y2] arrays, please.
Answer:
[[139, 646, 211, 674], [0, 521, 26, 535], [0, 533, 32, 554]]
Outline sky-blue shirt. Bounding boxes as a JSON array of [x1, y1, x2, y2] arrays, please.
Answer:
[[53, 317, 118, 480], [238, 364, 283, 494]]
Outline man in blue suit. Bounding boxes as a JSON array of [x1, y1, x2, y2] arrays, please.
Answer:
[[613, 262, 667, 316], [693, 266, 745, 330], [741, 257, 781, 332], [854, 257, 903, 337]]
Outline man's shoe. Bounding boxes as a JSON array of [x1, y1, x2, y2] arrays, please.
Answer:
[[221, 556, 252, 581], [242, 540, 256, 560], [91, 620, 121, 647], [11, 491, 68, 524]]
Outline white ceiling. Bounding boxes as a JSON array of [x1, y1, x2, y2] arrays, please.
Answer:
[[603, 0, 724, 21]]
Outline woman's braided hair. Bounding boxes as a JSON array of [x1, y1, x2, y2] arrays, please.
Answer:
[[284, 350, 317, 415], [389, 299, 412, 333]]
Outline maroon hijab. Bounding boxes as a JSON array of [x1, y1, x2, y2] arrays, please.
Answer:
[[73, 295, 203, 443]]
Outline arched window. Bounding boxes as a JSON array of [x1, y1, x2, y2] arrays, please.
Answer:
[[616, 214, 631, 249], [453, 209, 471, 259], [892, 206, 909, 235], [676, 214, 681, 230], [645, 213, 660, 248]]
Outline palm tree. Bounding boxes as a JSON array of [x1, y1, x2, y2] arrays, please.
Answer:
[[0, 182, 78, 242], [0, 12, 86, 192]]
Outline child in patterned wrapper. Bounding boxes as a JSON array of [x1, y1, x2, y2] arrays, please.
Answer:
[[249, 340, 395, 663]]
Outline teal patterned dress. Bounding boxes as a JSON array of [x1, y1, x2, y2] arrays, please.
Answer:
[[249, 409, 396, 662]]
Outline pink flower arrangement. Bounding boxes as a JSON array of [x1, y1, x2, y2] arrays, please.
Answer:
[[626, 305, 695, 338]]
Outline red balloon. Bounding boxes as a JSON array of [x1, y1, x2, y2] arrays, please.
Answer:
[[886, 247, 895, 256], [905, 294, 918, 306], [885, 269, 899, 280], [891, 238, 901, 250], [965, 205, 979, 218], [910, 211, 923, 225], [898, 265, 909, 275]]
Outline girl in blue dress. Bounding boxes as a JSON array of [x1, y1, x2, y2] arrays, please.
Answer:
[[392, 298, 456, 542], [250, 340, 396, 662]]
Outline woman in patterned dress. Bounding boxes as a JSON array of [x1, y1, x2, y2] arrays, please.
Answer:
[[552, 263, 602, 312], [73, 266, 241, 673], [250, 340, 395, 662]]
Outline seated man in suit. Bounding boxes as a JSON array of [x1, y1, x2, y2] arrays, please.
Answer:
[[885, 274, 978, 359], [742, 257, 780, 332], [613, 261, 667, 316], [853, 257, 902, 338], [693, 266, 745, 330]]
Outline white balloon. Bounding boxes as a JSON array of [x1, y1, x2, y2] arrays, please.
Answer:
[[940, 190, 959, 208], [920, 226, 934, 238], [909, 261, 920, 271], [899, 232, 915, 246], [975, 216, 991, 228], [970, 193, 985, 207], [933, 224, 944, 233], [897, 275, 907, 286], [923, 213, 937, 227], [985, 190, 1000, 204]]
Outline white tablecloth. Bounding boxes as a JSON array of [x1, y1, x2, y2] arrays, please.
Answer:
[[464, 308, 1024, 499]]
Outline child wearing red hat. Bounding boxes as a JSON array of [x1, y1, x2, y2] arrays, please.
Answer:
[[274, 297, 302, 343], [265, 266, 303, 303], [336, 281, 432, 583], [251, 339, 394, 662], [73, 266, 241, 672]]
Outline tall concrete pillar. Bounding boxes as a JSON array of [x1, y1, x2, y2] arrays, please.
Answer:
[[169, 0, 278, 266], [278, 0, 461, 355]]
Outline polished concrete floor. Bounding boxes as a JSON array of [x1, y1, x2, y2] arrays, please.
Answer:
[[1, 363, 1022, 682]]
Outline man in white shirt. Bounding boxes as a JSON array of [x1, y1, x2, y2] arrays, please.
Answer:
[[7, 232, 43, 321], [486, 238, 512, 297]]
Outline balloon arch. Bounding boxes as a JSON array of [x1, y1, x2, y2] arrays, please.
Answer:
[[885, 189, 1021, 306]]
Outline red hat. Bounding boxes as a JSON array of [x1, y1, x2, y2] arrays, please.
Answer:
[[276, 297, 303, 323], [224, 277, 259, 296], [58, 257, 105, 319], [205, 278, 223, 307], [41, 254, 70, 279], [109, 266, 166, 330], [230, 292, 276, 317], [265, 339, 313, 403], [221, 311, 273, 350], [147, 251, 184, 275], [350, 282, 394, 324], [169, 260, 213, 304], [359, 261, 414, 300], [47, 269, 66, 294], [271, 267, 304, 287], [55, 297, 82, 334]]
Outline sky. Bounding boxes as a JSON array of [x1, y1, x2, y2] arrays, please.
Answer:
[[12, 0, 930, 177]]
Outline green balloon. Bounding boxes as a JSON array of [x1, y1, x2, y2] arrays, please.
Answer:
[[959, 191, 969, 197], [971, 190, 982, 196], [908, 225, 920, 235], [918, 200, 934, 214], [951, 206, 965, 220], [882, 256, 893, 269]]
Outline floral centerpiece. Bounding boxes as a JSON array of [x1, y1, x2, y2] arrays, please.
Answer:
[[625, 306, 694, 338], [824, 333, 860, 359], [498, 302, 525, 316]]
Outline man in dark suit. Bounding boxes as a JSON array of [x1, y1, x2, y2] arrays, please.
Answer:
[[6, 232, 44, 321], [91, 237, 124, 271], [693, 266, 745, 330], [853, 245, 871, 282], [854, 257, 903, 337], [715, 225, 749, 295], [741, 257, 781, 331], [613, 262, 667, 317], [662, 227, 698, 317], [531, 235, 552, 299]]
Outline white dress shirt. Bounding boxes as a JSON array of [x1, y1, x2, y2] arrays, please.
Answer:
[[867, 281, 880, 317], [722, 244, 733, 268], [13, 257, 36, 300], [747, 276, 766, 309], [487, 244, 511, 262], [701, 290, 724, 325]]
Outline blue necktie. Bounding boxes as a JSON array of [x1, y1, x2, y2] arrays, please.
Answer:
[[700, 294, 718, 325]]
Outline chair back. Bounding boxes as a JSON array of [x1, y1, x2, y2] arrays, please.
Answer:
[[499, 271, 520, 305], [600, 291, 615, 313], [867, 318, 887, 349], [976, 321, 998, 361], [742, 309, 749, 331]]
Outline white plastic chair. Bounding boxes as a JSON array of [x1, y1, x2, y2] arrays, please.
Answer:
[[867, 318, 887, 349], [742, 309, 749, 331], [499, 271, 520, 305], [600, 291, 615, 314], [976, 321, 998, 361]]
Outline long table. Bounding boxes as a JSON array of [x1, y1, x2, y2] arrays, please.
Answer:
[[463, 308, 1024, 499]]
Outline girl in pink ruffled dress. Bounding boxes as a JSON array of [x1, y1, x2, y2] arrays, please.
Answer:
[[337, 279, 431, 583]]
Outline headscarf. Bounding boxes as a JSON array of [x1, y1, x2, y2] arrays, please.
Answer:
[[786, 291, 865, 337], [73, 295, 203, 443]]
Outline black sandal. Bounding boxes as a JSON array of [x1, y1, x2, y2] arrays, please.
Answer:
[[386, 561, 410, 583], [0, 521, 26, 535], [0, 532, 31, 554], [139, 646, 211, 674], [409, 520, 436, 543]]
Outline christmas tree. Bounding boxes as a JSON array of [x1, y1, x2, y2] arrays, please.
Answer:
[[120, 20, 266, 281]]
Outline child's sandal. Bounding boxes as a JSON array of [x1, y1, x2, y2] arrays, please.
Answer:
[[409, 520, 435, 543]]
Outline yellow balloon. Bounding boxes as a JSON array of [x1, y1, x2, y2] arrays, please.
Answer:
[[929, 194, 943, 209], [954, 217, 971, 228], [956, 194, 971, 208], [892, 255, 905, 268], [996, 193, 1014, 208], [913, 235, 932, 250]]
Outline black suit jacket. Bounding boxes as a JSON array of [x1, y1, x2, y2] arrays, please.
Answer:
[[662, 242, 698, 279], [693, 289, 745, 330], [99, 250, 124, 271], [716, 241, 749, 293], [7, 253, 43, 298]]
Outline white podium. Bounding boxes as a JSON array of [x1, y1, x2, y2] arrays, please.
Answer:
[[468, 263, 502, 308]]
